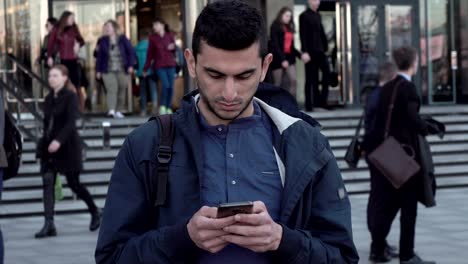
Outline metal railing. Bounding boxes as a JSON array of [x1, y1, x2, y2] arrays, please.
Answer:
[[1, 53, 89, 152]]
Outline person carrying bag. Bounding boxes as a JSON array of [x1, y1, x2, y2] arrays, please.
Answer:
[[368, 80, 420, 189]]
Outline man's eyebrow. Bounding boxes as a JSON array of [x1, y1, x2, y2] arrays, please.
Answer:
[[203, 67, 257, 77]]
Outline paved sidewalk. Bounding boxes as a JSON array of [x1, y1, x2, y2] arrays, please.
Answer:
[[1, 188, 467, 264]]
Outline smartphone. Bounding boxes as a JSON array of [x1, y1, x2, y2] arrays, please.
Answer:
[[217, 201, 254, 218]]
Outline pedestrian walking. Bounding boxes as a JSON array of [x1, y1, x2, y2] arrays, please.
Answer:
[[95, 1, 359, 263], [35, 65, 101, 239], [47, 11, 85, 110], [143, 18, 177, 115], [135, 29, 158, 116], [269, 7, 302, 98], [36, 18, 57, 79], [364, 46, 435, 264], [299, 0, 331, 111], [95, 20, 136, 118]]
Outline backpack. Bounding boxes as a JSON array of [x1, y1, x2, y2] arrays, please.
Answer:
[[4, 111, 23, 181], [150, 85, 320, 206]]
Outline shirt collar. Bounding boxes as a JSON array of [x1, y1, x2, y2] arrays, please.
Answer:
[[198, 101, 262, 134], [398, 72, 411, 81]]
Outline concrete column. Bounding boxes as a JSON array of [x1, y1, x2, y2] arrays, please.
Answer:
[[182, 0, 206, 92]]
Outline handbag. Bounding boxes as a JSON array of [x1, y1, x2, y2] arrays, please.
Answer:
[[368, 80, 420, 189], [345, 113, 364, 168]]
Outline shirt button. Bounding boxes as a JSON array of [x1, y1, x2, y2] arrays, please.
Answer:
[[217, 127, 223, 132], [229, 153, 234, 158], [231, 180, 236, 185]]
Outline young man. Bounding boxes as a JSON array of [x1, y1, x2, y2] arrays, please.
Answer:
[[366, 46, 435, 264], [95, 1, 358, 263], [299, 0, 331, 111]]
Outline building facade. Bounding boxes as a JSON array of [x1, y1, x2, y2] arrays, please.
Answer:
[[1, 0, 467, 112]]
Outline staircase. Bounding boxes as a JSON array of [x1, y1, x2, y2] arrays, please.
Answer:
[[2, 106, 468, 218]]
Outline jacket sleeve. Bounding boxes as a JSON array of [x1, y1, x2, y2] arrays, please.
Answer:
[[95, 41, 103, 73], [47, 28, 58, 59], [143, 37, 154, 72], [75, 27, 85, 46], [299, 14, 308, 53], [95, 135, 199, 264], [54, 93, 78, 145], [270, 23, 286, 62], [273, 145, 359, 263], [403, 83, 428, 136], [123, 36, 136, 70]]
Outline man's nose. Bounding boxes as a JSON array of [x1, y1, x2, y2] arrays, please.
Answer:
[[222, 77, 237, 102]]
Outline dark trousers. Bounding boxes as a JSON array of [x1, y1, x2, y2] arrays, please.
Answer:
[[61, 59, 84, 111], [61, 59, 81, 89], [367, 162, 418, 260], [304, 52, 330, 111], [42, 167, 97, 219]]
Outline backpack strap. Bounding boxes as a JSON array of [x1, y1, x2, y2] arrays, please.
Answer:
[[154, 114, 174, 206]]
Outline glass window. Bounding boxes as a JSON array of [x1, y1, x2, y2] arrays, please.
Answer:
[[458, 0, 468, 101]]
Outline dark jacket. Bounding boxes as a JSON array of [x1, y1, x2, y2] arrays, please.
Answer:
[[299, 9, 328, 54], [95, 90, 359, 264], [40, 88, 82, 173], [269, 22, 301, 70], [95, 35, 136, 73], [143, 32, 177, 71], [47, 26, 85, 61]]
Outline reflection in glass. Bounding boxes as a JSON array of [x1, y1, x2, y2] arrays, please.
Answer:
[[357, 5, 378, 100], [458, 0, 468, 101], [386, 6, 412, 54], [421, 1, 453, 103]]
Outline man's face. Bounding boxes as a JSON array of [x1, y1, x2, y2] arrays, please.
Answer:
[[308, 0, 321, 11], [185, 41, 272, 123]]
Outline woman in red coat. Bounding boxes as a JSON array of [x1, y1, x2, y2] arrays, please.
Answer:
[[47, 11, 85, 110], [143, 19, 177, 114]]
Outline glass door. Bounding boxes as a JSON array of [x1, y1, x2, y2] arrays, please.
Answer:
[[351, 0, 420, 105]]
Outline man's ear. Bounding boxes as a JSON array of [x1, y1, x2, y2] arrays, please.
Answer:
[[260, 53, 273, 82], [184, 49, 197, 78]]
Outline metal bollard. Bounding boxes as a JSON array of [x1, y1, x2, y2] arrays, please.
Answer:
[[102, 121, 111, 149]]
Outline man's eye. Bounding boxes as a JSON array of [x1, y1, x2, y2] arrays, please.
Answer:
[[209, 73, 223, 79], [238, 73, 253, 80]]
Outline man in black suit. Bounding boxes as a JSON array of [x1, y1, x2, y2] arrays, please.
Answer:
[[299, 0, 330, 111], [367, 46, 435, 264]]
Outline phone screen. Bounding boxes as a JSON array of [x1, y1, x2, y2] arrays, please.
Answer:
[[216, 201, 254, 218]]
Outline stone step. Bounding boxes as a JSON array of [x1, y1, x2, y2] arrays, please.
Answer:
[[3, 173, 110, 190], [1, 186, 108, 204], [337, 153, 468, 170], [318, 114, 468, 129], [17, 161, 115, 176], [21, 149, 120, 163], [0, 198, 107, 218], [341, 164, 468, 182]]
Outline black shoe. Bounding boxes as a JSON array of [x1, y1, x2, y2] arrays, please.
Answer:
[[34, 220, 57, 239], [385, 244, 399, 258], [400, 254, 436, 264], [90, 208, 101, 231], [369, 251, 392, 263]]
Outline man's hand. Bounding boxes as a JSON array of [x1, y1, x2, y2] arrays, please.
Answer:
[[142, 71, 147, 78], [281, 60, 289, 69], [222, 201, 283, 253], [128, 67, 134, 74], [96, 72, 102, 80], [301, 52, 311, 64], [48, 140, 61, 153], [187, 206, 236, 254]]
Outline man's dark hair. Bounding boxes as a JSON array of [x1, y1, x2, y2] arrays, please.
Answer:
[[192, 0, 268, 60], [379, 61, 397, 84], [392, 46, 418, 71], [47, 17, 58, 26]]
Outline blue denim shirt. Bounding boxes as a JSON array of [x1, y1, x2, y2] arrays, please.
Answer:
[[198, 101, 282, 263]]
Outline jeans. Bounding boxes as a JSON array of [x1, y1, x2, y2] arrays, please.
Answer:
[[156, 67, 176, 108], [0, 169, 4, 264], [139, 76, 158, 110]]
